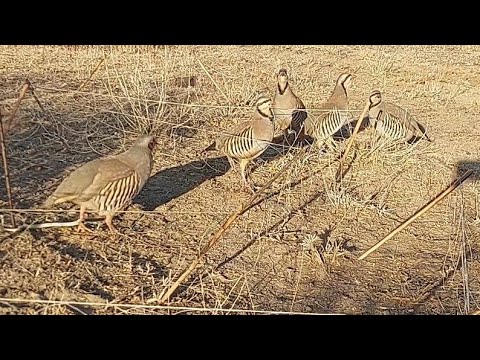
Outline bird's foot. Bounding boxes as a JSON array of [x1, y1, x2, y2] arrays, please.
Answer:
[[244, 182, 263, 195], [105, 221, 122, 240], [76, 222, 93, 233]]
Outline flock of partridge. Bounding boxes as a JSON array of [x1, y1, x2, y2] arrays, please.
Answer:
[[41, 69, 432, 234]]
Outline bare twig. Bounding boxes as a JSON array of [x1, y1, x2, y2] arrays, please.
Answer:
[[310, 243, 328, 275], [77, 57, 106, 91], [26, 79, 72, 152], [154, 148, 307, 304], [0, 113, 16, 227], [26, 79, 46, 113], [3, 81, 30, 134], [3, 219, 81, 233], [458, 191, 470, 314], [2, 217, 106, 233], [335, 99, 371, 181], [197, 59, 231, 104], [359, 169, 474, 260]]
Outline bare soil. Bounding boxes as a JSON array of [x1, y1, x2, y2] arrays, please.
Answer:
[[0, 45, 479, 314]]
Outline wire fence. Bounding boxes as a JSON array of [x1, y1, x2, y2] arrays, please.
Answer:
[[0, 77, 457, 233], [0, 297, 340, 315]]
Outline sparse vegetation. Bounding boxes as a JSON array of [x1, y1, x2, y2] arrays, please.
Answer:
[[0, 45, 479, 315]]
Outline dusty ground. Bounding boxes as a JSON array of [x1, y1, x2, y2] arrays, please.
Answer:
[[0, 45, 479, 315]]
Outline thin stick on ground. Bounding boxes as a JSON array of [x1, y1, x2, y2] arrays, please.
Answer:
[[77, 57, 106, 91], [26, 79, 46, 113], [335, 99, 371, 182], [0, 113, 16, 227], [0, 218, 106, 244], [154, 148, 307, 304], [358, 169, 474, 261], [459, 191, 471, 314], [2, 218, 108, 233], [197, 59, 231, 104], [3, 81, 30, 134]]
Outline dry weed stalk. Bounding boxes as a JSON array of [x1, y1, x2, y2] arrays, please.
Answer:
[[3, 80, 30, 134], [0, 113, 16, 227], [359, 169, 474, 260], [77, 57, 106, 91], [26, 79, 47, 113], [458, 191, 471, 314], [336, 99, 371, 182]]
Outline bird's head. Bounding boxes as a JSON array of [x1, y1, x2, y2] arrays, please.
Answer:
[[134, 134, 157, 152]]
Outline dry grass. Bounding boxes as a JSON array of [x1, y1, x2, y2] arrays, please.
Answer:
[[0, 45, 480, 315]]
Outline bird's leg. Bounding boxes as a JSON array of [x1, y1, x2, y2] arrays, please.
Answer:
[[324, 136, 337, 152], [313, 138, 328, 156], [226, 156, 236, 172], [366, 135, 384, 158], [76, 204, 93, 233], [240, 160, 256, 194], [104, 213, 121, 238], [296, 126, 306, 146]]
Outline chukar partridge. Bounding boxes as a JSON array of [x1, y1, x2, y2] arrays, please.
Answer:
[[272, 68, 307, 144], [368, 90, 432, 144], [203, 95, 274, 193], [304, 73, 353, 151], [42, 134, 156, 233]]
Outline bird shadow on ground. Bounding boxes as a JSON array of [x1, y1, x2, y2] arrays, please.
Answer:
[[135, 156, 231, 211], [136, 136, 309, 212]]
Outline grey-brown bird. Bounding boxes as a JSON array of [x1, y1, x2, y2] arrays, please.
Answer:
[[272, 68, 307, 145], [203, 95, 274, 193], [368, 90, 432, 144], [304, 73, 353, 151], [42, 134, 157, 234]]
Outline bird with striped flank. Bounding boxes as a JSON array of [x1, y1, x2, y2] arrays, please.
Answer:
[[272, 68, 307, 145], [42, 134, 156, 234], [368, 90, 432, 144], [203, 95, 274, 193], [304, 73, 353, 151]]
